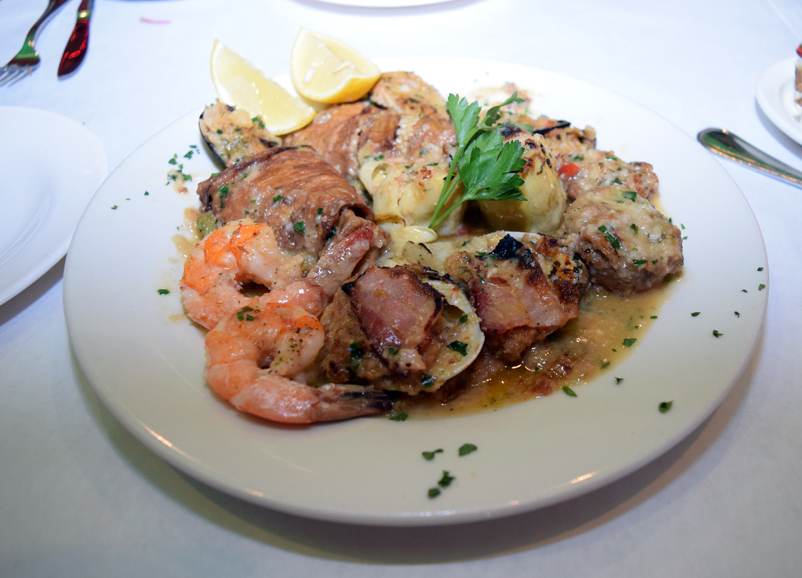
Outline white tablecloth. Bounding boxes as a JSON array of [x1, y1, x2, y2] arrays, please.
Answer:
[[1, 0, 801, 576]]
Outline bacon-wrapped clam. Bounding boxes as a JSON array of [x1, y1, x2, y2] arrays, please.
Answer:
[[319, 265, 483, 395], [395, 232, 587, 363]]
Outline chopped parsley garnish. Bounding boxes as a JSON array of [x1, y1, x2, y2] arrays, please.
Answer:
[[633, 259, 647, 266], [317, 207, 323, 215], [422, 449, 443, 461], [713, 330, 723, 338], [428, 488, 441, 498], [659, 401, 673, 413], [622, 338, 637, 347], [421, 373, 436, 389], [562, 386, 577, 397], [735, 311, 740, 317], [458, 314, 468, 324], [429, 93, 527, 229], [615, 377, 623, 384], [691, 311, 700, 317], [458, 443, 477, 456], [438, 471, 455, 487], [598, 225, 621, 249], [759, 284, 766, 290], [157, 289, 170, 295], [387, 346, 399, 356], [236, 306, 255, 322], [111, 205, 118, 210], [251, 116, 266, 129], [622, 190, 637, 202], [218, 184, 230, 209], [293, 221, 306, 233], [389, 411, 408, 422], [447, 341, 468, 356], [757, 267, 764, 271], [348, 342, 363, 369], [272, 195, 284, 203], [168, 154, 178, 165]]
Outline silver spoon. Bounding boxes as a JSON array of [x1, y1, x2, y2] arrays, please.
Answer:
[[697, 128, 802, 189]]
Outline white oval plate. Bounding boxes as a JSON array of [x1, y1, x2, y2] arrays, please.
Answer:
[[756, 56, 802, 146], [0, 107, 107, 306], [64, 57, 768, 526]]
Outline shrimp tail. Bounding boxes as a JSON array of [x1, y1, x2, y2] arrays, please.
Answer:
[[316, 383, 396, 416], [229, 378, 393, 424]]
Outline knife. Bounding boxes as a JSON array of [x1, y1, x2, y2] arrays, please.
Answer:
[[58, 0, 93, 77]]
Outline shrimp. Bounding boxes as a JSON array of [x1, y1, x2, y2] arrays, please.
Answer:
[[180, 219, 305, 330], [262, 213, 387, 316], [205, 299, 392, 423], [202, 214, 393, 423]]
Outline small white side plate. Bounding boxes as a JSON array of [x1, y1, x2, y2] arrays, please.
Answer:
[[0, 107, 107, 306], [756, 56, 802, 146]]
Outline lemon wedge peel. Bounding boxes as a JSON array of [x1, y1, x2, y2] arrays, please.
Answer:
[[291, 29, 381, 104], [210, 39, 315, 136]]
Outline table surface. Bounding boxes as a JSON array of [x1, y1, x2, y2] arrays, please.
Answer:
[[2, 0, 801, 576]]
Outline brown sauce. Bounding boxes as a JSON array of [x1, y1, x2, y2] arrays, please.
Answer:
[[400, 281, 676, 418]]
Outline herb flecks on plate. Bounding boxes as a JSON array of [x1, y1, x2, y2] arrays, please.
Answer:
[[458, 443, 478, 456]]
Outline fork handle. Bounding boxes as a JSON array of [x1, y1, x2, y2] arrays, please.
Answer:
[[18, 0, 71, 59]]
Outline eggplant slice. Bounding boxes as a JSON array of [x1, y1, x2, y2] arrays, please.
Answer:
[[196, 146, 373, 256]]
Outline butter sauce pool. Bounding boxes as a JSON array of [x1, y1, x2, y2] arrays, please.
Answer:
[[399, 282, 675, 417]]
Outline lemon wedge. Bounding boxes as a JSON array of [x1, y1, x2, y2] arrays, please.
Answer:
[[210, 39, 315, 136], [290, 29, 381, 104]]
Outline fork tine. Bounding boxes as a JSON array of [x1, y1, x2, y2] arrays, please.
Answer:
[[0, 67, 30, 88], [0, 70, 16, 88]]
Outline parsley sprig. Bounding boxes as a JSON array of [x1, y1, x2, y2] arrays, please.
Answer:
[[428, 93, 527, 230]]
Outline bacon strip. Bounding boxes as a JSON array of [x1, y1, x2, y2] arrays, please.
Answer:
[[343, 266, 443, 373]]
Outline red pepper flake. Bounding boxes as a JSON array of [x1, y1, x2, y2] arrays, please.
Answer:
[[558, 162, 580, 177]]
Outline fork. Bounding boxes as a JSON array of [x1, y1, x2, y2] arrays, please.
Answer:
[[0, 0, 70, 87]]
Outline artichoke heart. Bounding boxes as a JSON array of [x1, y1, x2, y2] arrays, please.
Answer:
[[477, 134, 567, 234], [361, 156, 465, 234]]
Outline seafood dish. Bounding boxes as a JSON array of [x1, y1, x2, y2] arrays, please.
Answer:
[[181, 71, 684, 425]]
